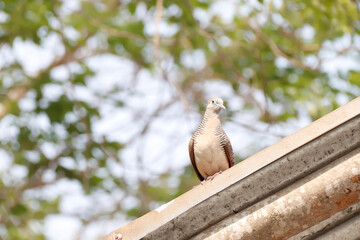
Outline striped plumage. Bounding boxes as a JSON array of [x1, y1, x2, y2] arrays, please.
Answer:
[[189, 97, 235, 181]]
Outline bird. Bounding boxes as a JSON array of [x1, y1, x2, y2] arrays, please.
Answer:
[[189, 97, 235, 182]]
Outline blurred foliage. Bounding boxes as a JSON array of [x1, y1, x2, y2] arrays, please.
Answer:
[[0, 0, 359, 239]]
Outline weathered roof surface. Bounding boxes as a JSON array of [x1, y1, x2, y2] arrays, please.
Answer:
[[102, 97, 360, 240]]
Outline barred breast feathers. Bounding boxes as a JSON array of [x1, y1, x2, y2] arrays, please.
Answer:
[[193, 110, 217, 142]]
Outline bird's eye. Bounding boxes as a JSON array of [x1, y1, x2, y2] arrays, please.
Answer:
[[212, 100, 215, 104]]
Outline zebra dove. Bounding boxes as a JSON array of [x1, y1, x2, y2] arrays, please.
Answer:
[[189, 97, 235, 182]]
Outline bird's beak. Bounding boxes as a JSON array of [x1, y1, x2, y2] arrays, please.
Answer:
[[219, 104, 226, 110]]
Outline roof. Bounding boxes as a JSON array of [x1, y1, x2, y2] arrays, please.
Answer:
[[102, 97, 360, 240]]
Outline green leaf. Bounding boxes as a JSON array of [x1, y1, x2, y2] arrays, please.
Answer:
[[11, 203, 27, 215], [349, 71, 360, 86]]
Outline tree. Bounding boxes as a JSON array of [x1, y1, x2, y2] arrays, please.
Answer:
[[0, 0, 359, 239]]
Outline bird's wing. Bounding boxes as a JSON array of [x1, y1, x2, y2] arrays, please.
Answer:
[[189, 137, 204, 181], [223, 133, 235, 167]]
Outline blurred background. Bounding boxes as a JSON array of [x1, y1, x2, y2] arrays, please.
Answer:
[[0, 0, 360, 239]]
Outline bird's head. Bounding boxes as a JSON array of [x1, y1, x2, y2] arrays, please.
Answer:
[[206, 97, 226, 113]]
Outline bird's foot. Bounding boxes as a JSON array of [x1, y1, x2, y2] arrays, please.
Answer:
[[204, 171, 223, 182], [112, 233, 123, 240]]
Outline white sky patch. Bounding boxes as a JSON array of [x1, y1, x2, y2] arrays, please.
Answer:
[[144, 19, 179, 37], [122, 195, 140, 211], [12, 33, 64, 76], [271, 13, 287, 26], [238, 4, 254, 17], [210, 1, 235, 24], [0, 11, 9, 23], [59, 157, 77, 170], [180, 49, 206, 71], [255, 12, 268, 25], [194, 8, 211, 28], [303, 55, 319, 69], [58, 0, 82, 16], [0, 115, 19, 142], [33, 113, 52, 132], [135, 2, 147, 20], [141, 110, 192, 172], [60, 192, 92, 216], [166, 4, 183, 18], [50, 65, 71, 82], [42, 169, 57, 183], [142, 3, 182, 37], [93, 108, 137, 142], [271, 0, 284, 10], [86, 54, 136, 93], [42, 84, 64, 102], [44, 215, 82, 240], [325, 34, 352, 52], [275, 57, 290, 69], [354, 34, 360, 49], [7, 164, 29, 186], [72, 85, 97, 104], [25, 151, 41, 163], [18, 90, 37, 112], [64, 26, 81, 42], [296, 24, 315, 43], [319, 34, 360, 75], [321, 55, 360, 75], [40, 141, 64, 160], [0, 149, 12, 173], [336, 93, 350, 106], [0, 44, 15, 69], [24, 179, 84, 202], [219, 36, 232, 47]]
